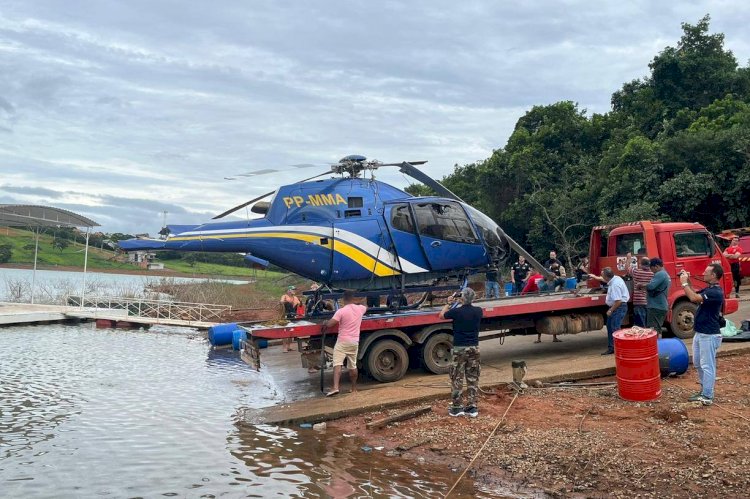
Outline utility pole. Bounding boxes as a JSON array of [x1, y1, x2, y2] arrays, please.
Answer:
[[161, 210, 168, 229]]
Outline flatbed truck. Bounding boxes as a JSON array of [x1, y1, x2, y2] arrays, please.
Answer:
[[242, 221, 739, 382]]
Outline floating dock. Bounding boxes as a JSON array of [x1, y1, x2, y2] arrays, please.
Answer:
[[0, 302, 218, 329]]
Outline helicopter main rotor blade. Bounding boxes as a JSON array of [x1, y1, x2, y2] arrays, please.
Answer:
[[378, 160, 428, 167], [212, 191, 276, 220], [213, 170, 332, 219], [225, 163, 327, 180]]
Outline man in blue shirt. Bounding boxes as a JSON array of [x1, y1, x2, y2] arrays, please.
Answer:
[[642, 257, 671, 334], [680, 264, 725, 406], [592, 267, 630, 355]]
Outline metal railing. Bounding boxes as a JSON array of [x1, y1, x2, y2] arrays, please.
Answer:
[[66, 295, 231, 323]]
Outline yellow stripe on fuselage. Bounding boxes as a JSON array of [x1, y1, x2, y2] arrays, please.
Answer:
[[169, 231, 400, 277]]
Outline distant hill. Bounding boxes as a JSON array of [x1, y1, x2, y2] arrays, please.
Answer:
[[0, 227, 265, 278]]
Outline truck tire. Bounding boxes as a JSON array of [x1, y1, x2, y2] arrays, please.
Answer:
[[420, 332, 453, 374], [365, 339, 409, 383], [670, 301, 697, 339]]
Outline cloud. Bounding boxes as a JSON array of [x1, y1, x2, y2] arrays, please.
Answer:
[[0, 185, 63, 197], [0, 0, 748, 234]]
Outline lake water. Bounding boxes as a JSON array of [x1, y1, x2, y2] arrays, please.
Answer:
[[0, 268, 249, 303], [0, 323, 486, 498]]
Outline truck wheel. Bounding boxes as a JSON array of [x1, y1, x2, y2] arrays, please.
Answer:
[[670, 301, 697, 339], [365, 339, 409, 383], [420, 332, 453, 374]]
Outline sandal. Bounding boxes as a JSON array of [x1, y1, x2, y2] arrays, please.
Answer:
[[325, 390, 340, 397]]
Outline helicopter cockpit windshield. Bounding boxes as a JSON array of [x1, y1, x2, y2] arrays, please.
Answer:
[[465, 205, 506, 260]]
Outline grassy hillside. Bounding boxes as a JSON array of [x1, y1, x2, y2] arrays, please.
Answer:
[[0, 227, 280, 278]]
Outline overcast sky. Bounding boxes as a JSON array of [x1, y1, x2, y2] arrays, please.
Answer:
[[1, 1, 748, 234]]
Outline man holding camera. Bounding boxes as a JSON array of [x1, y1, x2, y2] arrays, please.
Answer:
[[680, 265, 725, 406], [439, 288, 483, 418]]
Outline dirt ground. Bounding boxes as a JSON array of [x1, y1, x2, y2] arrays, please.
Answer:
[[331, 351, 750, 498]]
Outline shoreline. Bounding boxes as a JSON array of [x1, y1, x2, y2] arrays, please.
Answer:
[[330, 352, 750, 498], [0, 263, 254, 281]]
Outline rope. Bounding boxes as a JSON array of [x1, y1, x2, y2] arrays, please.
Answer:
[[444, 391, 519, 498], [663, 378, 750, 423]]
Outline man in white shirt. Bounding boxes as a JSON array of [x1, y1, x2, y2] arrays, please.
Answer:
[[592, 267, 630, 355]]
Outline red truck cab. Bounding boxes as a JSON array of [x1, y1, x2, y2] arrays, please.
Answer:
[[588, 221, 739, 338]]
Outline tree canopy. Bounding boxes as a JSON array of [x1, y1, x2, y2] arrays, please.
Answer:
[[438, 16, 750, 266]]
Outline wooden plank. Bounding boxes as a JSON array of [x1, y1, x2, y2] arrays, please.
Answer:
[[366, 405, 432, 430]]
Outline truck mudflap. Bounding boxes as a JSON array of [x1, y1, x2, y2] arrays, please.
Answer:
[[240, 340, 261, 371]]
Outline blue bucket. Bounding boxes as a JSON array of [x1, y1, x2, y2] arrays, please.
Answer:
[[208, 323, 238, 346], [657, 338, 689, 376], [504, 282, 513, 296], [232, 329, 247, 350], [565, 277, 577, 289], [257, 339, 269, 349]]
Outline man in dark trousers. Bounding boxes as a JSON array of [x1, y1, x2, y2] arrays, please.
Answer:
[[439, 287, 483, 418], [681, 264, 725, 406], [511, 255, 531, 295], [642, 258, 671, 334]]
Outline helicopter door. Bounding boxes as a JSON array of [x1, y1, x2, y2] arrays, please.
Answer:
[[411, 201, 487, 271], [383, 203, 430, 273]]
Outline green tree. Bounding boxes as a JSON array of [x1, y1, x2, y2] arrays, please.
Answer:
[[52, 238, 70, 252], [0, 244, 11, 263]]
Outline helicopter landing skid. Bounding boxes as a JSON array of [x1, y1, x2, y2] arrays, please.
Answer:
[[302, 283, 464, 317]]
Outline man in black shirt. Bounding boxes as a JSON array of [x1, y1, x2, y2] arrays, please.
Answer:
[[511, 256, 531, 295], [439, 287, 483, 418], [680, 263, 725, 406], [544, 250, 562, 269]]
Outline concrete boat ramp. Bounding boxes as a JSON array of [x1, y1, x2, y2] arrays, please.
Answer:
[[0, 302, 216, 329], [246, 329, 750, 427]]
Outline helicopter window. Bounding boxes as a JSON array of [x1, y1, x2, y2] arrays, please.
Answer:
[[465, 206, 502, 247], [413, 203, 478, 244], [345, 209, 361, 218], [348, 197, 364, 208], [390, 204, 415, 233]]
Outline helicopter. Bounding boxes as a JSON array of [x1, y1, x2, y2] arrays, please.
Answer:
[[119, 155, 548, 298]]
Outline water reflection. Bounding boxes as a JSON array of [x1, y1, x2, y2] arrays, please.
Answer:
[[0, 323, 486, 498], [229, 422, 481, 498]]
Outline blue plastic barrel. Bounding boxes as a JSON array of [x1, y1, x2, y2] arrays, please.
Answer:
[[565, 277, 577, 289], [232, 329, 247, 350], [657, 338, 689, 376], [504, 282, 513, 296], [208, 323, 238, 346]]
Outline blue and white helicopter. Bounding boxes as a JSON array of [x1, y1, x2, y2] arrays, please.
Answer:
[[120, 156, 545, 302]]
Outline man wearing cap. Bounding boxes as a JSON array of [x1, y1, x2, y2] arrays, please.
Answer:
[[626, 253, 653, 327], [641, 258, 671, 334], [280, 286, 301, 352]]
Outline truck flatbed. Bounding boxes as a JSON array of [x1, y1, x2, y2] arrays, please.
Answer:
[[244, 289, 607, 340]]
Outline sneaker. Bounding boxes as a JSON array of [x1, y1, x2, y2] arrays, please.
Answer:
[[688, 393, 713, 405], [698, 395, 713, 406], [448, 406, 464, 417], [601, 349, 614, 356], [464, 406, 479, 418]]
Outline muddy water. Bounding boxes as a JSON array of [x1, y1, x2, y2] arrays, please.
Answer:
[[0, 323, 487, 497]]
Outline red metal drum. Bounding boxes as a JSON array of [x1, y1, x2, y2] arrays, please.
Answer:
[[613, 328, 661, 401]]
